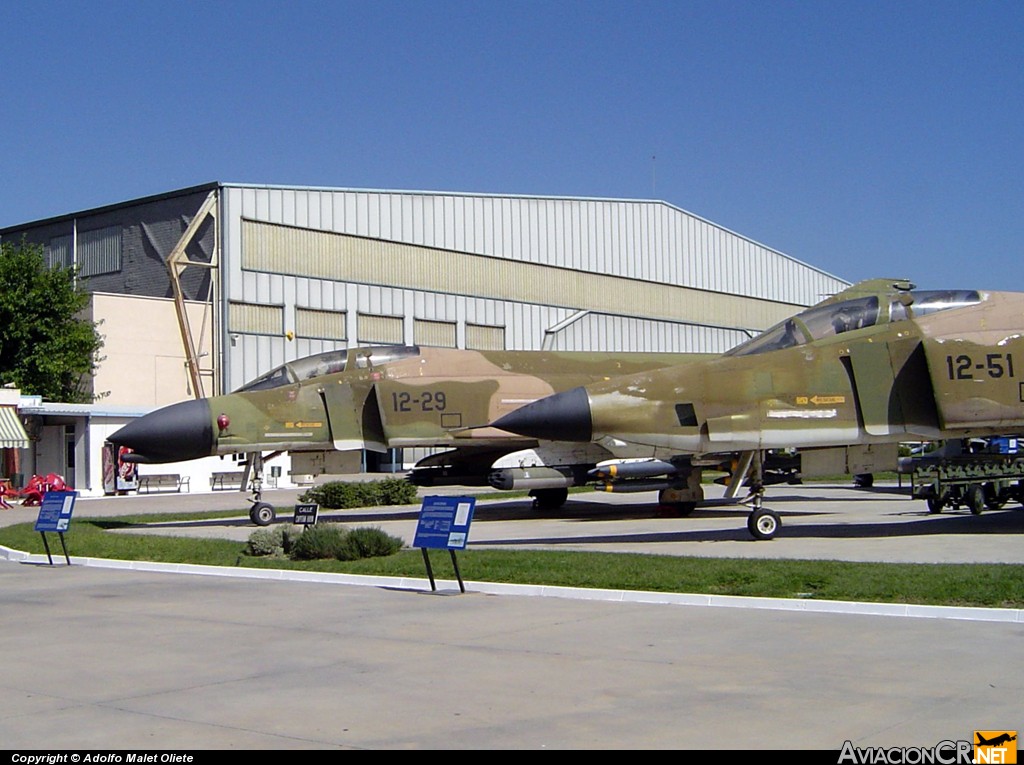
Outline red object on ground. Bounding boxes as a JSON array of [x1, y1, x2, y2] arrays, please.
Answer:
[[18, 473, 74, 506]]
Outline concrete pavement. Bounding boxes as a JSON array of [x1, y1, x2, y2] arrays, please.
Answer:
[[2, 480, 1022, 749]]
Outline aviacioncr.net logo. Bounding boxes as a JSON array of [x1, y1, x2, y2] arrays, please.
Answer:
[[838, 740, 973, 764], [974, 731, 1017, 764]]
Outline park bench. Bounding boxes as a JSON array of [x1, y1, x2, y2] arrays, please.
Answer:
[[211, 471, 246, 491], [138, 474, 190, 493]]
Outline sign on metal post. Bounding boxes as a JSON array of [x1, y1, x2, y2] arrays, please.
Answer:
[[34, 491, 78, 565], [413, 496, 476, 593], [293, 502, 319, 527]]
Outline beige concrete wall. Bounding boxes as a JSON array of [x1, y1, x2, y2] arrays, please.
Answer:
[[89, 293, 216, 407]]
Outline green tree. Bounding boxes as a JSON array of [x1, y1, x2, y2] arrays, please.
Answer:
[[0, 240, 103, 402]]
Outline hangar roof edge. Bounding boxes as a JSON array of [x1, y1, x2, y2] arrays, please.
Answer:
[[0, 182, 221, 234], [1, 181, 848, 286]]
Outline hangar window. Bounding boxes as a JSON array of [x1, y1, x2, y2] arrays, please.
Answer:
[[229, 302, 284, 336], [78, 225, 122, 276], [414, 319, 457, 348], [466, 324, 506, 350], [296, 308, 347, 341], [47, 234, 73, 269], [358, 313, 404, 345]]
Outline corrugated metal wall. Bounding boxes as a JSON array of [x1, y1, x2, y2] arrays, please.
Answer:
[[220, 185, 849, 390], [240, 221, 802, 330], [225, 186, 844, 304]]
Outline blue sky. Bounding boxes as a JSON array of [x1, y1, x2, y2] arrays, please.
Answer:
[[2, 1, 1021, 290]]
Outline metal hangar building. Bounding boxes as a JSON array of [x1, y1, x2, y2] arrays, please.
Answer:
[[0, 182, 848, 492]]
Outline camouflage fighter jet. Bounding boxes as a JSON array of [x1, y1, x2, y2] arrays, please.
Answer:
[[491, 279, 1024, 538], [109, 345, 704, 524]]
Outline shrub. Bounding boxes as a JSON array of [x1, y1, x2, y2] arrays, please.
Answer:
[[337, 526, 404, 561], [374, 478, 418, 506], [246, 527, 285, 557], [299, 478, 418, 509], [289, 523, 349, 560], [300, 482, 368, 509]]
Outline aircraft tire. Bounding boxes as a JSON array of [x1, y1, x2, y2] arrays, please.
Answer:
[[530, 488, 568, 511], [747, 508, 780, 540], [966, 484, 985, 516], [250, 502, 276, 526]]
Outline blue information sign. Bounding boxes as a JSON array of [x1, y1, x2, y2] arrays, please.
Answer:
[[34, 491, 78, 533], [414, 495, 476, 550]]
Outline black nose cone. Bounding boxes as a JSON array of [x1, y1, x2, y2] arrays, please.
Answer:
[[491, 386, 593, 442], [110, 399, 214, 463]]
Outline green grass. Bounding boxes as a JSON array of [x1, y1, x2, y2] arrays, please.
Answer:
[[3, 511, 1023, 609]]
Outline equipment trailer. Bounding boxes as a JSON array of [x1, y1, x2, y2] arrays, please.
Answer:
[[905, 451, 1024, 514]]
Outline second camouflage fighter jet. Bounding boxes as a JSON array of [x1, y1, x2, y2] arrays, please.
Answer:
[[492, 279, 1024, 538]]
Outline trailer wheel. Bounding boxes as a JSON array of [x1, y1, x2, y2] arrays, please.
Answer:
[[983, 483, 1006, 510], [966, 484, 986, 515], [926, 496, 944, 514]]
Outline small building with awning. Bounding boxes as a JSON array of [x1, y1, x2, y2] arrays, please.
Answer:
[[0, 387, 31, 490], [14, 396, 150, 496], [0, 404, 29, 449]]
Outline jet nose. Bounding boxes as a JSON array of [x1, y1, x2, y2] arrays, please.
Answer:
[[110, 399, 214, 463], [491, 386, 593, 442]]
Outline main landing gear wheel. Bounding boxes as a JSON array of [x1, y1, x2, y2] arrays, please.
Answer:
[[250, 502, 276, 526], [747, 507, 781, 540], [530, 487, 568, 511]]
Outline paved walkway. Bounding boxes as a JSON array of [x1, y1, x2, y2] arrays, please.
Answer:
[[5, 480, 1019, 564]]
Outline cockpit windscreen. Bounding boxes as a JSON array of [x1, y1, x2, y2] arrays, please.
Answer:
[[726, 296, 880, 357], [237, 350, 349, 392], [726, 289, 983, 358], [235, 345, 423, 392]]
